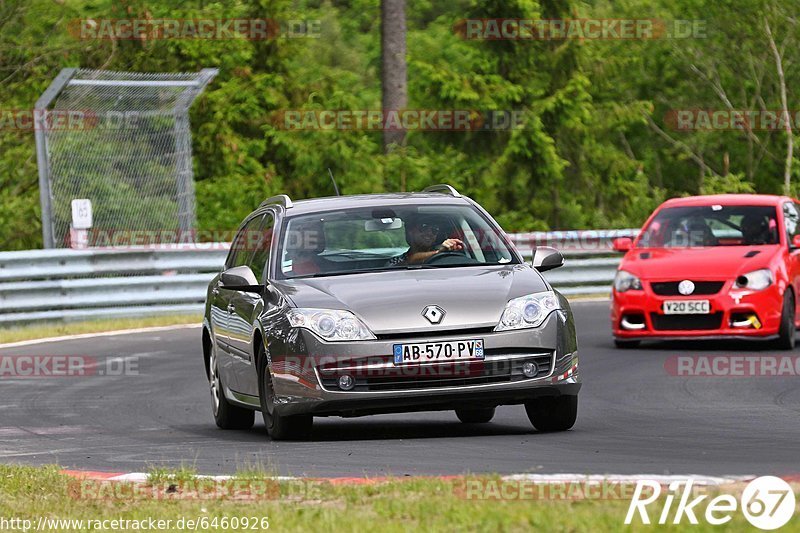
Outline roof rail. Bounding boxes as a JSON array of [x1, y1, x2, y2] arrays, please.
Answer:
[[422, 184, 461, 198], [259, 194, 293, 209]]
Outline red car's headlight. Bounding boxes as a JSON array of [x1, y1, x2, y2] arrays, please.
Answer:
[[734, 269, 773, 291], [614, 270, 642, 292]]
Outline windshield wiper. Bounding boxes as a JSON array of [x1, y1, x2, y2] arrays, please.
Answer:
[[294, 262, 512, 279], [300, 267, 405, 278]]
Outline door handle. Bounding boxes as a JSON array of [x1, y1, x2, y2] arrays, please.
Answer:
[[227, 304, 236, 313]]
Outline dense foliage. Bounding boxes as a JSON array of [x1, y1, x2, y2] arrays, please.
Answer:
[[0, 0, 797, 249]]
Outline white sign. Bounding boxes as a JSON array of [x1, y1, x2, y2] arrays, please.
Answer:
[[71, 199, 93, 229]]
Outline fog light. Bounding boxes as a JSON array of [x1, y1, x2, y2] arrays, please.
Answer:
[[522, 361, 538, 378], [620, 314, 646, 330], [730, 313, 762, 329], [338, 374, 355, 391]]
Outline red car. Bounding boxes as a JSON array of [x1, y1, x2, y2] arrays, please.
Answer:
[[610, 194, 800, 349]]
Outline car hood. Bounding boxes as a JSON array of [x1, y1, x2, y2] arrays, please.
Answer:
[[272, 265, 548, 334], [622, 246, 779, 280]]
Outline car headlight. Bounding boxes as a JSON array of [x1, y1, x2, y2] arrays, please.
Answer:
[[494, 291, 561, 331], [614, 270, 643, 292], [287, 309, 376, 341], [735, 269, 773, 291]]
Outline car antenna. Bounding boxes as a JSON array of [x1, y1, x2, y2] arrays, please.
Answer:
[[328, 168, 341, 196]]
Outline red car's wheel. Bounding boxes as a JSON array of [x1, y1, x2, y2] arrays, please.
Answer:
[[775, 290, 796, 350]]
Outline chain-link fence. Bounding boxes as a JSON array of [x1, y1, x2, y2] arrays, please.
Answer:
[[35, 68, 217, 248]]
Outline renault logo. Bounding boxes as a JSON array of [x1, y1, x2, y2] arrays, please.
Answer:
[[678, 280, 695, 295], [422, 305, 445, 324]]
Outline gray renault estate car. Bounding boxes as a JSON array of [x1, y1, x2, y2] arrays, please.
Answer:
[[202, 185, 580, 440]]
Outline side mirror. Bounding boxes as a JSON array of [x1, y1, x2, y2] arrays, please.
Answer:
[[220, 265, 263, 293], [612, 237, 633, 252], [792, 235, 800, 249], [532, 246, 565, 272]]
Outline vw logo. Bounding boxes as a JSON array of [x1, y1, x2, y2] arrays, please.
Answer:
[[678, 280, 695, 295], [422, 305, 445, 324]]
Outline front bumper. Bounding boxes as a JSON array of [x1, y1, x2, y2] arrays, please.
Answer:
[[611, 279, 784, 340], [269, 312, 580, 417]]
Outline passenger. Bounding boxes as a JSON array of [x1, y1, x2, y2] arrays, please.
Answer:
[[285, 219, 327, 275], [741, 214, 773, 245], [671, 216, 716, 247]]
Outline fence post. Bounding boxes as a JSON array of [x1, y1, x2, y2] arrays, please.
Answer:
[[35, 68, 77, 249]]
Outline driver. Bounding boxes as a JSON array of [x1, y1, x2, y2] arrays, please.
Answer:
[[388, 216, 464, 265]]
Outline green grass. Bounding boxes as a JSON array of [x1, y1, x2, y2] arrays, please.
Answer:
[[146, 465, 200, 486], [0, 314, 201, 344], [0, 465, 784, 532]]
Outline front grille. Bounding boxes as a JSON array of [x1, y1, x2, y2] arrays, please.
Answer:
[[650, 281, 725, 296], [650, 312, 723, 331], [319, 352, 553, 392], [375, 326, 496, 341]]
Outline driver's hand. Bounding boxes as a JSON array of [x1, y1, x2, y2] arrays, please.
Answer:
[[438, 238, 464, 252]]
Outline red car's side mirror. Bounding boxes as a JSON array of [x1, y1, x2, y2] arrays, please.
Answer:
[[612, 237, 633, 252], [792, 235, 800, 249]]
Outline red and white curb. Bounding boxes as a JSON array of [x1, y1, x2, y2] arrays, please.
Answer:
[[503, 473, 757, 485], [62, 470, 793, 486]]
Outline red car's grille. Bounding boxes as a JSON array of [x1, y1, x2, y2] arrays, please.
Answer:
[[650, 312, 723, 331], [650, 281, 725, 296]]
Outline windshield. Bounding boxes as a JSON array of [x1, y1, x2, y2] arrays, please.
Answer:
[[637, 205, 779, 248], [278, 204, 518, 279]]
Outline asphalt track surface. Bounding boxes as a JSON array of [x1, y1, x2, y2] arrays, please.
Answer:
[[1, 301, 798, 477]]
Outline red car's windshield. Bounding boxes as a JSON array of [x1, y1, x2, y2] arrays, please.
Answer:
[[637, 205, 780, 248]]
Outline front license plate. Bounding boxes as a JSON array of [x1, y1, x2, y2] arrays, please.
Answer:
[[393, 339, 485, 365], [663, 300, 710, 314]]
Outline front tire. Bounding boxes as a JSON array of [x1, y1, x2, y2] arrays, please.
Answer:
[[455, 407, 495, 424], [257, 345, 313, 441], [775, 290, 796, 350], [209, 342, 255, 430], [525, 395, 577, 432]]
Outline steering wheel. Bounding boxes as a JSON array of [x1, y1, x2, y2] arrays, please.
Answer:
[[423, 250, 469, 264]]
